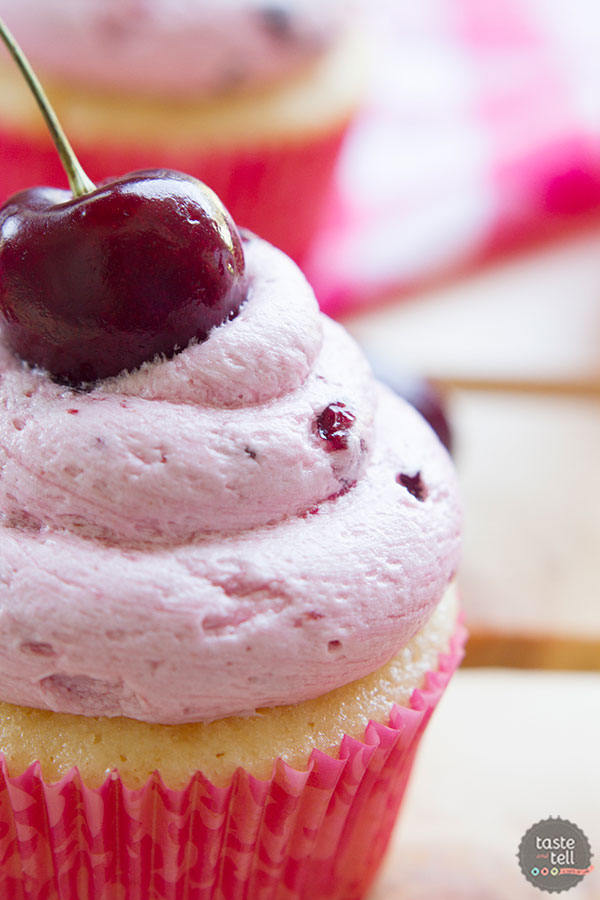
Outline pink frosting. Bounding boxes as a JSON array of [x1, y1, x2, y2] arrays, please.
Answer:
[[0, 0, 349, 98], [0, 238, 461, 724]]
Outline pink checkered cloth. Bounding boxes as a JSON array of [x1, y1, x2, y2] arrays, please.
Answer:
[[307, 0, 600, 317]]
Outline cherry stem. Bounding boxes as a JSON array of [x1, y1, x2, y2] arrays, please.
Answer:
[[0, 16, 95, 198]]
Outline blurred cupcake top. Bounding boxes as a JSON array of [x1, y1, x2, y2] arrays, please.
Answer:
[[0, 237, 461, 725], [0, 0, 352, 97]]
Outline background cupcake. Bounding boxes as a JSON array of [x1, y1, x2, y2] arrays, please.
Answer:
[[0, 0, 363, 263]]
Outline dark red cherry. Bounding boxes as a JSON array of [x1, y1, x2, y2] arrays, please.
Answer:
[[396, 471, 427, 501], [0, 170, 247, 384], [316, 402, 356, 451], [398, 375, 452, 453], [366, 357, 452, 453], [0, 21, 247, 384]]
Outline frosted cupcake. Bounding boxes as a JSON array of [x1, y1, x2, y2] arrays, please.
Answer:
[[0, 0, 363, 262], [0, 18, 461, 891], [0, 239, 459, 900], [0, 226, 463, 897]]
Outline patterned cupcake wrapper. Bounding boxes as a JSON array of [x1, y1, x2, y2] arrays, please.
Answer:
[[0, 622, 466, 900], [0, 122, 349, 265]]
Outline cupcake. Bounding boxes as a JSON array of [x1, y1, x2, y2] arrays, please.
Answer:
[[0, 215, 463, 897], [0, 31, 462, 893], [0, 0, 363, 263]]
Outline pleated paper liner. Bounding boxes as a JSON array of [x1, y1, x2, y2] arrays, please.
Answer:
[[0, 622, 466, 900], [0, 122, 349, 266]]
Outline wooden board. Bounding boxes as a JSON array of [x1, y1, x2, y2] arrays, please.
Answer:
[[454, 390, 600, 669], [344, 227, 600, 390], [345, 230, 600, 668]]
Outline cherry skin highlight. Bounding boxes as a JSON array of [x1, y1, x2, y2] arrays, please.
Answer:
[[0, 169, 247, 385]]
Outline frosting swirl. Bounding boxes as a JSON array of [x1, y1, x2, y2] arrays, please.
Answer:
[[0, 0, 350, 98], [0, 237, 461, 723]]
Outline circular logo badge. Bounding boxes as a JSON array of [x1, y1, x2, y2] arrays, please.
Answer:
[[518, 817, 593, 893]]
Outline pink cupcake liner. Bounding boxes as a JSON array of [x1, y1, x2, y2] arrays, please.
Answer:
[[0, 621, 466, 900], [0, 122, 349, 265]]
